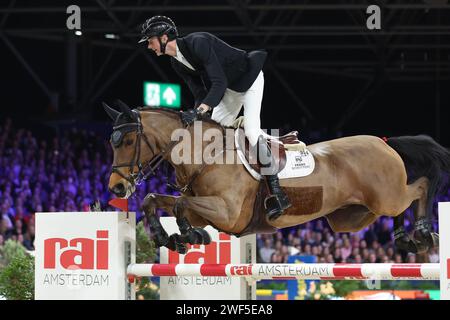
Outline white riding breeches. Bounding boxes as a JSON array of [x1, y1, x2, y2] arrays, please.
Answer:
[[211, 71, 264, 146]]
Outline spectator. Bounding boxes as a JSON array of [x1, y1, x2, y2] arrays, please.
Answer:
[[270, 252, 283, 263], [368, 252, 378, 263], [407, 254, 417, 263], [428, 248, 439, 263], [311, 245, 320, 257], [364, 224, 378, 246], [359, 240, 367, 250], [348, 247, 360, 262], [13, 219, 24, 236], [1, 218, 14, 240], [362, 248, 370, 261], [341, 238, 352, 260], [259, 238, 275, 263], [334, 248, 343, 263], [303, 244, 312, 255], [378, 219, 392, 245], [386, 247, 395, 260]]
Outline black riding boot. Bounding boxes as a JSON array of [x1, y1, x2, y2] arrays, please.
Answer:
[[257, 135, 292, 221], [264, 174, 292, 221]]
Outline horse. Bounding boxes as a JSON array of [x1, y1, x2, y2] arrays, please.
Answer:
[[105, 100, 449, 255]]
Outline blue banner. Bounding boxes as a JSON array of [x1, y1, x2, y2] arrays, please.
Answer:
[[287, 255, 317, 300]]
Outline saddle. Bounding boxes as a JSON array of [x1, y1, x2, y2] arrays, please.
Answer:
[[234, 124, 306, 176], [232, 116, 306, 151]]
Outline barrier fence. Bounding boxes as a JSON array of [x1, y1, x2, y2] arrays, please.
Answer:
[[34, 203, 450, 300]]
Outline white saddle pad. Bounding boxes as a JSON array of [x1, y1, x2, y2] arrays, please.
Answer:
[[234, 130, 315, 181]]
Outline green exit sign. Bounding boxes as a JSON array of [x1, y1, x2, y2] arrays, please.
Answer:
[[143, 81, 181, 108]]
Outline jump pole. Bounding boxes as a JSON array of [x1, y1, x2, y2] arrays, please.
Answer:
[[127, 263, 441, 281]]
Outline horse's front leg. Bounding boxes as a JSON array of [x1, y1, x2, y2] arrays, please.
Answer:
[[171, 197, 213, 247], [172, 195, 237, 237], [141, 193, 213, 254], [141, 193, 178, 250], [142, 193, 233, 253]]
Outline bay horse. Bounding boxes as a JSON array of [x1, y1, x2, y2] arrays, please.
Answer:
[[105, 101, 449, 255]]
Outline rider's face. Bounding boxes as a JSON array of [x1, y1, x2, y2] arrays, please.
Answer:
[[147, 36, 163, 56]]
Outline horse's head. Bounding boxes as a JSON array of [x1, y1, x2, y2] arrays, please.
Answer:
[[104, 100, 157, 198]]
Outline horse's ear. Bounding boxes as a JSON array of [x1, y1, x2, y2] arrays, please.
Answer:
[[102, 102, 120, 121], [114, 99, 137, 120]]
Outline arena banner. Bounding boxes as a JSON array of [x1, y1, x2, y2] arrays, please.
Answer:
[[34, 212, 136, 300], [287, 255, 317, 300], [439, 202, 450, 300], [159, 217, 256, 300]]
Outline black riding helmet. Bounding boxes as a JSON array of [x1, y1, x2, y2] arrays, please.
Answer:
[[138, 15, 178, 54]]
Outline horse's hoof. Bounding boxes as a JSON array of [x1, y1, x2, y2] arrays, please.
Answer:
[[414, 241, 429, 254], [152, 231, 169, 248], [167, 234, 177, 251], [168, 234, 187, 254], [181, 228, 212, 245], [413, 228, 434, 252], [193, 228, 211, 245], [176, 243, 188, 254], [415, 232, 439, 250], [431, 233, 439, 248], [395, 235, 418, 254]]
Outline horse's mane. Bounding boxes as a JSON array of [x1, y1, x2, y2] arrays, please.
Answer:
[[136, 106, 232, 130]]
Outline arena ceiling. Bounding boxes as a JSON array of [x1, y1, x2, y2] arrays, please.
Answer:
[[1, 0, 449, 142]]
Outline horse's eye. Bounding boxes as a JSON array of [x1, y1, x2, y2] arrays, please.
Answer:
[[125, 139, 133, 146]]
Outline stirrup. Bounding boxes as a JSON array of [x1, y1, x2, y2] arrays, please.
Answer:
[[264, 194, 291, 221], [264, 195, 283, 221]]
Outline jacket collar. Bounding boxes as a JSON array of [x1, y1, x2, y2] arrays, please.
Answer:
[[175, 37, 202, 71]]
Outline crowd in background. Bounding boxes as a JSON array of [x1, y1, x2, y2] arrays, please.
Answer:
[[256, 219, 441, 264], [0, 117, 447, 264]]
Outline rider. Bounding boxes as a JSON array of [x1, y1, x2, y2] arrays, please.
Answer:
[[138, 15, 291, 221]]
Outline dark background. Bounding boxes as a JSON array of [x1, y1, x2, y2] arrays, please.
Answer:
[[0, 0, 449, 145]]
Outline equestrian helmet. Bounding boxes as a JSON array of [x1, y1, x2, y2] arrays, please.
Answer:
[[138, 15, 178, 43]]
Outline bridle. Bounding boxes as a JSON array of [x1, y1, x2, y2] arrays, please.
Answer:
[[110, 110, 180, 187], [110, 109, 227, 194]]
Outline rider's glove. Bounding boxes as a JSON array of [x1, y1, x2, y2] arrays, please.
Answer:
[[181, 108, 200, 126]]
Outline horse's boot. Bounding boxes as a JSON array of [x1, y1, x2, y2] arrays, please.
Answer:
[[258, 135, 292, 221]]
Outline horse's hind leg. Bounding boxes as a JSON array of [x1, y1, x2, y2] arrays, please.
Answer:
[[394, 212, 419, 254], [391, 177, 438, 254], [411, 181, 439, 252]]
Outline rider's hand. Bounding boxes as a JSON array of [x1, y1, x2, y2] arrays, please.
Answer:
[[181, 104, 211, 125], [181, 108, 199, 125], [197, 104, 211, 114]]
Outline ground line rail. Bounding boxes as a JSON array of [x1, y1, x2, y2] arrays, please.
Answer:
[[127, 263, 440, 282]]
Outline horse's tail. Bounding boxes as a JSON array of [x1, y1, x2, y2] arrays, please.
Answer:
[[386, 135, 450, 219]]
